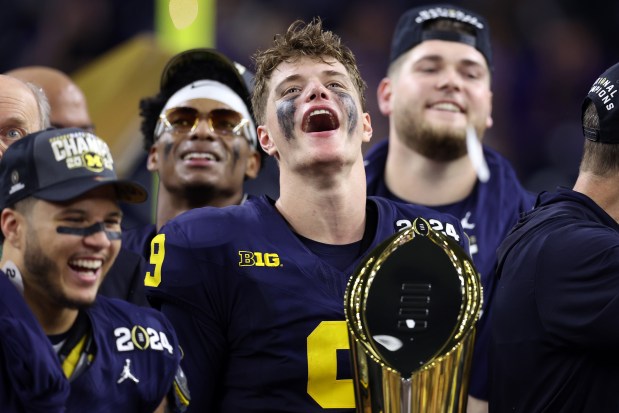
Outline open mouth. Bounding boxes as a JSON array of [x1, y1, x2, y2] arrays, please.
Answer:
[[429, 102, 464, 113], [68, 258, 103, 276], [302, 108, 340, 133], [181, 151, 219, 162]]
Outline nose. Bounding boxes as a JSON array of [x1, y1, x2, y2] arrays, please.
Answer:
[[83, 227, 112, 249], [306, 81, 330, 102], [436, 67, 462, 92], [190, 117, 216, 141]]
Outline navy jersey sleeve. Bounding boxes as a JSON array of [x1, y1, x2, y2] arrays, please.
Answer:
[[99, 248, 149, 306], [536, 228, 619, 346], [0, 276, 68, 413], [145, 216, 230, 412]]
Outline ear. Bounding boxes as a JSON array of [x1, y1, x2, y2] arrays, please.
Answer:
[[146, 144, 159, 172], [244, 149, 262, 179], [1, 208, 23, 250], [362, 112, 373, 143], [377, 77, 393, 116], [257, 125, 278, 158]]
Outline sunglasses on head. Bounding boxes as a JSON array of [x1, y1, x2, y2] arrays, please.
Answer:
[[155, 107, 251, 143]]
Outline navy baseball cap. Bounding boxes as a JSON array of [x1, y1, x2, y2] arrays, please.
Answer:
[[389, 4, 492, 67], [0, 127, 147, 209], [582, 62, 619, 144]]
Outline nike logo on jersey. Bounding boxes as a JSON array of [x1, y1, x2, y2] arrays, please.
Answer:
[[461, 211, 476, 230]]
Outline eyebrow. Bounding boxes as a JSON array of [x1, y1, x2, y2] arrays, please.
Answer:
[[274, 70, 350, 95], [415, 54, 487, 69], [58, 207, 123, 219], [0, 115, 28, 127]]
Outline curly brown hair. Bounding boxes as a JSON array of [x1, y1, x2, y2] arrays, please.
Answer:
[[251, 18, 366, 125]]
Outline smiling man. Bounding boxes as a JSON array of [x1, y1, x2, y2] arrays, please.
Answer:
[[364, 5, 535, 412], [145, 19, 470, 412], [122, 49, 263, 259], [0, 128, 187, 412]]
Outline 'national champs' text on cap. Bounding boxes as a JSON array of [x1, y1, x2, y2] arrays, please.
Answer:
[[389, 4, 492, 67], [582, 61, 619, 144]]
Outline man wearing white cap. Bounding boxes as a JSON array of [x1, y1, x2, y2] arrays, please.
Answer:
[[122, 48, 263, 260]]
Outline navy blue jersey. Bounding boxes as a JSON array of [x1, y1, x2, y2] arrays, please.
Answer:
[[99, 248, 149, 306], [491, 188, 619, 412], [121, 194, 252, 261], [65, 296, 181, 412], [122, 224, 156, 260], [145, 195, 469, 413], [0, 272, 69, 413], [365, 139, 535, 398]]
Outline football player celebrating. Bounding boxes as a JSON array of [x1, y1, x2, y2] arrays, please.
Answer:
[[0, 128, 188, 412], [145, 19, 470, 412]]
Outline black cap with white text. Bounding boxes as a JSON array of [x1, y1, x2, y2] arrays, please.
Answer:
[[582, 62, 619, 144], [0, 127, 147, 209], [389, 4, 492, 67]]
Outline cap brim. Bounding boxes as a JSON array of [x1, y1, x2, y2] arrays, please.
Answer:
[[33, 177, 148, 204]]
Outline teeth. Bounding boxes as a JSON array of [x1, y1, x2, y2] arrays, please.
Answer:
[[432, 102, 461, 112], [184, 152, 216, 161], [69, 259, 102, 270], [310, 109, 332, 117]]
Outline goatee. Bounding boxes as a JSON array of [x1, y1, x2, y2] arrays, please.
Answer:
[[397, 120, 468, 162]]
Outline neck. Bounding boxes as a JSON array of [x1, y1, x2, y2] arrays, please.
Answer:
[[155, 185, 245, 230], [384, 136, 477, 206], [29, 298, 79, 336], [276, 159, 367, 244], [573, 172, 619, 223]]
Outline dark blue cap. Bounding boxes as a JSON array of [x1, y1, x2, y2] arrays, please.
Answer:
[[390, 4, 492, 67], [582, 62, 619, 144], [0, 127, 147, 209]]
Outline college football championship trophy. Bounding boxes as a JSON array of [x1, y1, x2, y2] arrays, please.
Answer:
[[344, 217, 482, 413]]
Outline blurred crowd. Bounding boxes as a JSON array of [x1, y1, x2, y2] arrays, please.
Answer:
[[2, 0, 618, 192]]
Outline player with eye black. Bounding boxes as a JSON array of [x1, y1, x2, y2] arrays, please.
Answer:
[[0, 127, 189, 412], [6, 65, 150, 306], [145, 18, 470, 412], [122, 48, 264, 260]]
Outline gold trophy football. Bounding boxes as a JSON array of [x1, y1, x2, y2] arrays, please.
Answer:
[[344, 217, 482, 413]]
